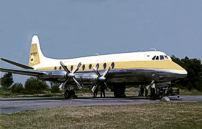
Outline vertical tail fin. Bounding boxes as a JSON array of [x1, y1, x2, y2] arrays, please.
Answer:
[[29, 35, 45, 67]]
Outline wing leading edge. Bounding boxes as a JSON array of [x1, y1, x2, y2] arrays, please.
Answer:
[[0, 67, 47, 76], [0, 58, 33, 69]]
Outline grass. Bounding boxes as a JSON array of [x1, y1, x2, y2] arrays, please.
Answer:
[[179, 89, 202, 96], [1, 102, 202, 128]]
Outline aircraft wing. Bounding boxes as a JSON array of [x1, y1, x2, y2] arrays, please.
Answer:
[[0, 67, 47, 76], [0, 58, 33, 69]]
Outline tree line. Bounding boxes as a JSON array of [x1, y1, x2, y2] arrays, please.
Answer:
[[0, 74, 60, 94], [171, 55, 202, 91], [0, 55, 202, 93]]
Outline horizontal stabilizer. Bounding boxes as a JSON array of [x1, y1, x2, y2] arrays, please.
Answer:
[[0, 58, 33, 69], [0, 67, 46, 76]]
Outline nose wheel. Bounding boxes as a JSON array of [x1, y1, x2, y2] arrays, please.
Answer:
[[64, 90, 75, 99], [64, 90, 70, 98]]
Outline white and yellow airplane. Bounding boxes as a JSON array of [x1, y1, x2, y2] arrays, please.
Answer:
[[0, 35, 187, 98]]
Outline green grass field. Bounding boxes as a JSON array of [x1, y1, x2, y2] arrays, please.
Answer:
[[1, 102, 202, 129]]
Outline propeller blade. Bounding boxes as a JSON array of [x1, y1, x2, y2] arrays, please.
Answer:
[[104, 82, 111, 92], [60, 61, 70, 73], [73, 77, 82, 89], [93, 67, 101, 77], [151, 83, 155, 88], [146, 80, 155, 90], [59, 83, 63, 90], [91, 82, 101, 92], [72, 62, 82, 74], [92, 66, 111, 92], [150, 80, 154, 85], [146, 85, 150, 90], [62, 79, 69, 90], [102, 66, 111, 77]]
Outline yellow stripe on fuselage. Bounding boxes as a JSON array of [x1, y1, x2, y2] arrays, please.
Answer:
[[36, 60, 184, 71]]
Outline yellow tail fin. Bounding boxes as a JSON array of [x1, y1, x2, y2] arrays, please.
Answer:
[[29, 35, 44, 67]]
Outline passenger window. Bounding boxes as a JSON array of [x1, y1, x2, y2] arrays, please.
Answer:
[[160, 55, 164, 60], [96, 63, 99, 69], [59, 66, 62, 70], [54, 67, 57, 70], [111, 62, 115, 69], [156, 56, 159, 60], [82, 64, 85, 71], [89, 64, 92, 70], [70, 65, 73, 71], [103, 63, 106, 69], [152, 56, 156, 60]]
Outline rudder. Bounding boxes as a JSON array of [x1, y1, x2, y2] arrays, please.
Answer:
[[29, 35, 45, 67]]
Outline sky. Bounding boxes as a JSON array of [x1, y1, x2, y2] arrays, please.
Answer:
[[0, 0, 202, 84]]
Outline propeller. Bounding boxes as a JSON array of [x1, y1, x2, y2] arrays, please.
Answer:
[[146, 80, 155, 90], [60, 61, 82, 90], [91, 66, 111, 92]]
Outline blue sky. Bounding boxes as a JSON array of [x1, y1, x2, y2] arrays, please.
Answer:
[[0, 0, 202, 84]]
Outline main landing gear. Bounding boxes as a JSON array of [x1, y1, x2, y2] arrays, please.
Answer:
[[64, 90, 76, 99], [113, 85, 126, 98]]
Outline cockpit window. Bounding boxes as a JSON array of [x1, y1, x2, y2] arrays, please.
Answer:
[[152, 56, 156, 60], [164, 55, 168, 59], [152, 55, 170, 60], [160, 55, 164, 60], [156, 56, 159, 60]]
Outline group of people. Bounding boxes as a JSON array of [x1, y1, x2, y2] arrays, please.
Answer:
[[138, 85, 148, 96], [138, 85, 156, 100], [93, 84, 106, 98]]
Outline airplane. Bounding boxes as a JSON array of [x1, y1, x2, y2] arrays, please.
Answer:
[[0, 35, 187, 98]]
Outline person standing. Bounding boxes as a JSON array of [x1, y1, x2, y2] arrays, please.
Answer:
[[100, 84, 105, 98], [145, 87, 148, 96], [93, 87, 98, 97], [150, 88, 155, 100]]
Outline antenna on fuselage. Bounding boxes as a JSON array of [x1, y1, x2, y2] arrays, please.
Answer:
[[151, 48, 156, 51], [95, 53, 99, 56]]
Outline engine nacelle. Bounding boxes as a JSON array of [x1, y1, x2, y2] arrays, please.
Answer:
[[76, 74, 98, 85], [38, 71, 67, 82], [39, 71, 99, 84]]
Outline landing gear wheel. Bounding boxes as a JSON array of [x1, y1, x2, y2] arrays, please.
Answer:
[[114, 91, 121, 98], [64, 90, 70, 99], [69, 90, 75, 96], [113, 85, 126, 98]]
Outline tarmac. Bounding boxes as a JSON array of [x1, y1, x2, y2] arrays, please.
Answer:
[[1, 95, 202, 114]]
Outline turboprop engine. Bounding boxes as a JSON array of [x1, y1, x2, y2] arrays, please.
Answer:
[[79, 74, 98, 85], [47, 70, 67, 81], [60, 62, 82, 90], [38, 70, 67, 82], [39, 62, 112, 92]]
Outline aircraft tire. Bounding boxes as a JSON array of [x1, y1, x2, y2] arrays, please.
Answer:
[[69, 90, 75, 96], [113, 85, 126, 98], [64, 90, 70, 99], [114, 91, 121, 98]]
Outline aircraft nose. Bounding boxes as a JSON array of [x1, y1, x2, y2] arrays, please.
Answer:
[[175, 69, 187, 79]]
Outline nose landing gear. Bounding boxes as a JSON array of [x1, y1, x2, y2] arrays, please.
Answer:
[[64, 90, 76, 99]]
